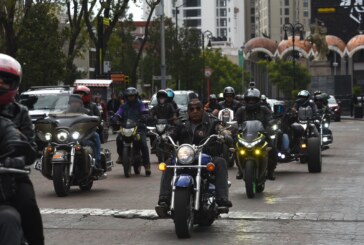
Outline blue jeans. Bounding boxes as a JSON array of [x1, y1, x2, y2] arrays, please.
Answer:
[[82, 132, 101, 167]]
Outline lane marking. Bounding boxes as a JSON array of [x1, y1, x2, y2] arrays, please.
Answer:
[[40, 208, 363, 222]]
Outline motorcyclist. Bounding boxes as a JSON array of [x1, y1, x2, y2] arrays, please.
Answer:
[[158, 99, 233, 211], [73, 86, 103, 172], [107, 93, 121, 114], [165, 88, 178, 111], [113, 87, 151, 176], [149, 90, 177, 153], [219, 86, 241, 114], [261, 94, 272, 112], [0, 53, 44, 245], [204, 93, 222, 116], [235, 88, 278, 180], [289, 90, 318, 151]]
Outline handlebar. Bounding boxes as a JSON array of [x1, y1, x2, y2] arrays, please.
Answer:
[[166, 134, 223, 150]]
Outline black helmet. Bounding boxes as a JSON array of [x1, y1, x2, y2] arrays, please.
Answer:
[[297, 90, 310, 106], [235, 94, 243, 101], [313, 90, 322, 96], [209, 94, 217, 100], [244, 88, 261, 110], [157, 89, 168, 99], [124, 87, 138, 97], [223, 86, 235, 97]]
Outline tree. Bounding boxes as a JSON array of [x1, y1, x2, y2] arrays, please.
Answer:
[[16, 3, 65, 90], [258, 59, 311, 99]]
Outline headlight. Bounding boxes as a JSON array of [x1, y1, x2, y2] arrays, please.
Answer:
[[122, 128, 135, 137], [270, 135, 276, 140], [45, 132, 52, 141], [176, 145, 195, 165], [156, 124, 166, 133], [238, 138, 262, 149], [324, 123, 329, 128], [271, 124, 278, 131], [56, 130, 69, 143], [72, 131, 80, 140]]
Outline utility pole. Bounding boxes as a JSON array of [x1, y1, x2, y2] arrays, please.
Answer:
[[160, 0, 167, 89]]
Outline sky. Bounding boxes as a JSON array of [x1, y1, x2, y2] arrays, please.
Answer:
[[127, 0, 144, 21]]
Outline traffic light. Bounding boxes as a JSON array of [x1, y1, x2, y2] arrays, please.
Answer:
[[124, 75, 129, 83]]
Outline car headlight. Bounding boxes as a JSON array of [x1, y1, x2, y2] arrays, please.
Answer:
[[176, 145, 195, 165], [56, 130, 69, 143], [72, 131, 80, 140], [122, 128, 135, 137], [156, 124, 166, 133], [324, 122, 329, 128], [45, 132, 52, 141]]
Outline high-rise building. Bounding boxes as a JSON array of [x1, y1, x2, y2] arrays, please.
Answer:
[[251, 0, 311, 42], [142, 0, 245, 49]]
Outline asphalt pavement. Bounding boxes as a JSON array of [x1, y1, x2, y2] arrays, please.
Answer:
[[31, 120, 364, 245]]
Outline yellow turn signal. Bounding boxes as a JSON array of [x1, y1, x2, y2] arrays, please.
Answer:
[[206, 163, 215, 172], [159, 163, 167, 171], [239, 149, 246, 155], [254, 149, 261, 155]]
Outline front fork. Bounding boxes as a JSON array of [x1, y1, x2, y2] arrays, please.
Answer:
[[69, 147, 75, 176]]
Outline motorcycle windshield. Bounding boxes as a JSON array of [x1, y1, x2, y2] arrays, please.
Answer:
[[240, 120, 265, 142], [35, 110, 99, 142]]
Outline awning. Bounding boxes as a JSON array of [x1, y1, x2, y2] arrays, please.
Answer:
[[74, 79, 113, 87]]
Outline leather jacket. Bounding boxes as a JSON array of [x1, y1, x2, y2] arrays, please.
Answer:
[[0, 102, 36, 148], [219, 99, 241, 113], [235, 105, 273, 129]]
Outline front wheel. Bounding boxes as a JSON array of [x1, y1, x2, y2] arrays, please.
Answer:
[[122, 147, 131, 178], [173, 189, 194, 238], [245, 160, 256, 198], [53, 164, 71, 197], [307, 137, 322, 173]]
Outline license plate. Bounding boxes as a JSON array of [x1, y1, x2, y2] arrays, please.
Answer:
[[34, 160, 42, 171]]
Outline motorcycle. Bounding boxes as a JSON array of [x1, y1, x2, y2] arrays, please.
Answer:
[[235, 120, 271, 198], [155, 134, 229, 238], [117, 119, 143, 177], [217, 108, 236, 167], [147, 119, 173, 163], [34, 112, 113, 197], [316, 110, 333, 150], [280, 106, 322, 173]]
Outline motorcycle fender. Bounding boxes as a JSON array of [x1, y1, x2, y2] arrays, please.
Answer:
[[174, 174, 194, 188], [51, 150, 68, 164]]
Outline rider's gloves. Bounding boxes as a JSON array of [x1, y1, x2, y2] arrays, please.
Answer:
[[4, 157, 25, 169]]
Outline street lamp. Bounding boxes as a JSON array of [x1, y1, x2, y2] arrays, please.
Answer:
[[283, 22, 304, 90], [201, 30, 213, 101]]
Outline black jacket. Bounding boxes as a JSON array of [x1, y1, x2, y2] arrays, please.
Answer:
[[219, 99, 241, 114], [149, 103, 176, 123], [0, 102, 35, 148], [170, 112, 222, 155], [85, 102, 101, 118], [235, 105, 273, 129]]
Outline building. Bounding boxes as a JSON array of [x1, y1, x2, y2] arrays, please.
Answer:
[[142, 0, 245, 49], [251, 0, 311, 42]]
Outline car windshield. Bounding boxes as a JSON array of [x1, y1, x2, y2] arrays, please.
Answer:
[[19, 94, 70, 110], [150, 93, 188, 106], [328, 96, 337, 104]]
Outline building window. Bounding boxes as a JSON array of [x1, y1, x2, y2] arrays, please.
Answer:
[[219, 9, 227, 16], [285, 8, 289, 15], [303, 10, 309, 17], [285, 17, 289, 24], [250, 8, 255, 15], [184, 19, 201, 27], [217, 0, 227, 7], [285, 0, 289, 6], [184, 9, 201, 17], [185, 0, 200, 7], [303, 0, 308, 7]]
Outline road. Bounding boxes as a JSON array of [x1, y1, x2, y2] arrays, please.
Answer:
[[31, 119, 364, 244]]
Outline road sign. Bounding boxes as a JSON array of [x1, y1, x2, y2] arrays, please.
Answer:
[[103, 18, 110, 26], [152, 75, 172, 80], [204, 67, 213, 78]]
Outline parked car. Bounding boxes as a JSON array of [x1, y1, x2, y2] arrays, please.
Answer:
[[149, 90, 198, 120], [328, 95, 341, 121]]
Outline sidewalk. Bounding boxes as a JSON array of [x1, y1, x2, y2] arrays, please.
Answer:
[[341, 115, 364, 121]]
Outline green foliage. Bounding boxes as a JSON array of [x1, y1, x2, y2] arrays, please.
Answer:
[[353, 85, 362, 95], [258, 59, 311, 99], [16, 3, 65, 90]]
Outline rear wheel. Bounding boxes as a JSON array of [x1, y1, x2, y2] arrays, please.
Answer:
[[307, 137, 322, 173], [53, 164, 71, 197], [122, 147, 131, 178], [245, 160, 256, 198], [173, 189, 194, 238]]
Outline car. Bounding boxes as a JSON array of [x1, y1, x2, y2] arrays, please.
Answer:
[[328, 95, 341, 121], [18, 86, 74, 149], [149, 90, 198, 120]]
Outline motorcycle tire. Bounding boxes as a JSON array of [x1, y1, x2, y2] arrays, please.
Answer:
[[307, 137, 322, 173], [256, 182, 265, 193], [122, 147, 131, 178], [53, 164, 71, 197], [79, 180, 94, 191], [173, 189, 194, 238], [300, 156, 307, 164], [245, 160, 256, 198]]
